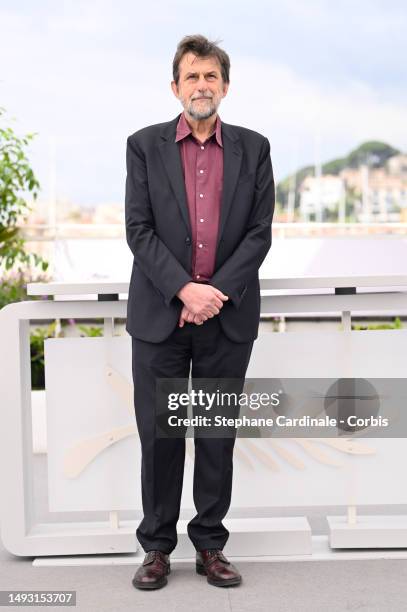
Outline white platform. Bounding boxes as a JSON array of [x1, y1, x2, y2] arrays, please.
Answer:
[[176, 517, 313, 558], [328, 514, 407, 548], [33, 534, 407, 567], [29, 517, 311, 561]]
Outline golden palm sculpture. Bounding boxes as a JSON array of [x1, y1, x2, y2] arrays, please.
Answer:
[[63, 365, 375, 480]]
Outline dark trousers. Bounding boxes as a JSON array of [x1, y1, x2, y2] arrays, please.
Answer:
[[131, 315, 254, 554]]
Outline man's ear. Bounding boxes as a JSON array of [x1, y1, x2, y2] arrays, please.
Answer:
[[171, 80, 179, 99], [222, 82, 230, 98]]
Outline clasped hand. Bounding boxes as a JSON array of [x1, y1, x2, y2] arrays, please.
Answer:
[[176, 282, 229, 328]]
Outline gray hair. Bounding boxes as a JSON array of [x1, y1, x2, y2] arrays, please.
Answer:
[[172, 34, 230, 85]]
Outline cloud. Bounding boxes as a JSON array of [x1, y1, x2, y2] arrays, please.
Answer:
[[0, 2, 405, 204], [220, 57, 407, 183]]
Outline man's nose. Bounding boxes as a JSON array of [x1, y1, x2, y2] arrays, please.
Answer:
[[196, 75, 207, 89]]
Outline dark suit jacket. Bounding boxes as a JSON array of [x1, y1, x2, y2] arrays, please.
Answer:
[[125, 112, 275, 343]]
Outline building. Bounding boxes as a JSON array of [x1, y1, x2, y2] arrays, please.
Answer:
[[298, 153, 407, 223], [299, 175, 345, 221]]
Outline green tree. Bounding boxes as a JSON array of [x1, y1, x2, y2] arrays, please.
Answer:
[[0, 106, 48, 274]]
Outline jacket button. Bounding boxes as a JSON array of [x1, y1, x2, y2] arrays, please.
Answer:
[[185, 237, 191, 245]]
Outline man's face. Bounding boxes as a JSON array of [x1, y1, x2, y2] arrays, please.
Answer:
[[171, 52, 229, 121]]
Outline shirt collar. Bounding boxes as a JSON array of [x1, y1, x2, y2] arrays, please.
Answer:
[[175, 111, 223, 148]]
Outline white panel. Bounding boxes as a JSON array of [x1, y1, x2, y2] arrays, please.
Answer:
[[44, 330, 407, 512], [44, 337, 196, 512], [231, 329, 407, 507]]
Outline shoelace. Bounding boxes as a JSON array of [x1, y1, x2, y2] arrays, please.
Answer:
[[145, 550, 168, 564], [202, 549, 228, 564], [207, 549, 222, 555]]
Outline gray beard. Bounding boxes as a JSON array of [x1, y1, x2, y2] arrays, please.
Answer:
[[184, 98, 218, 120]]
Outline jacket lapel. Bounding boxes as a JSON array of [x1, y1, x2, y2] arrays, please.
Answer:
[[217, 122, 243, 247], [157, 113, 243, 246], [158, 114, 192, 234]]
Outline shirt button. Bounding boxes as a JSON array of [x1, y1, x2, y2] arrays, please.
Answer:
[[199, 170, 204, 174], [199, 193, 203, 198], [196, 274, 200, 279], [200, 218, 204, 222], [201, 146, 204, 150], [198, 244, 203, 248]]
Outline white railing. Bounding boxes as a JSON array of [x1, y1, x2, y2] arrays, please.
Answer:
[[2, 276, 407, 557]]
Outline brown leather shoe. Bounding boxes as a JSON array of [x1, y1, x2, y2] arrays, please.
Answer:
[[132, 550, 171, 590], [196, 549, 242, 587]]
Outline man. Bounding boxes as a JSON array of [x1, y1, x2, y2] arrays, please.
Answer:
[[125, 34, 275, 589]]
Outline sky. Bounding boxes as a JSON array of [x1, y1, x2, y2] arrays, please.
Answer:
[[1, 0, 406, 207]]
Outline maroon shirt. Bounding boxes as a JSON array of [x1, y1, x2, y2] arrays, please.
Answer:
[[175, 111, 224, 282]]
